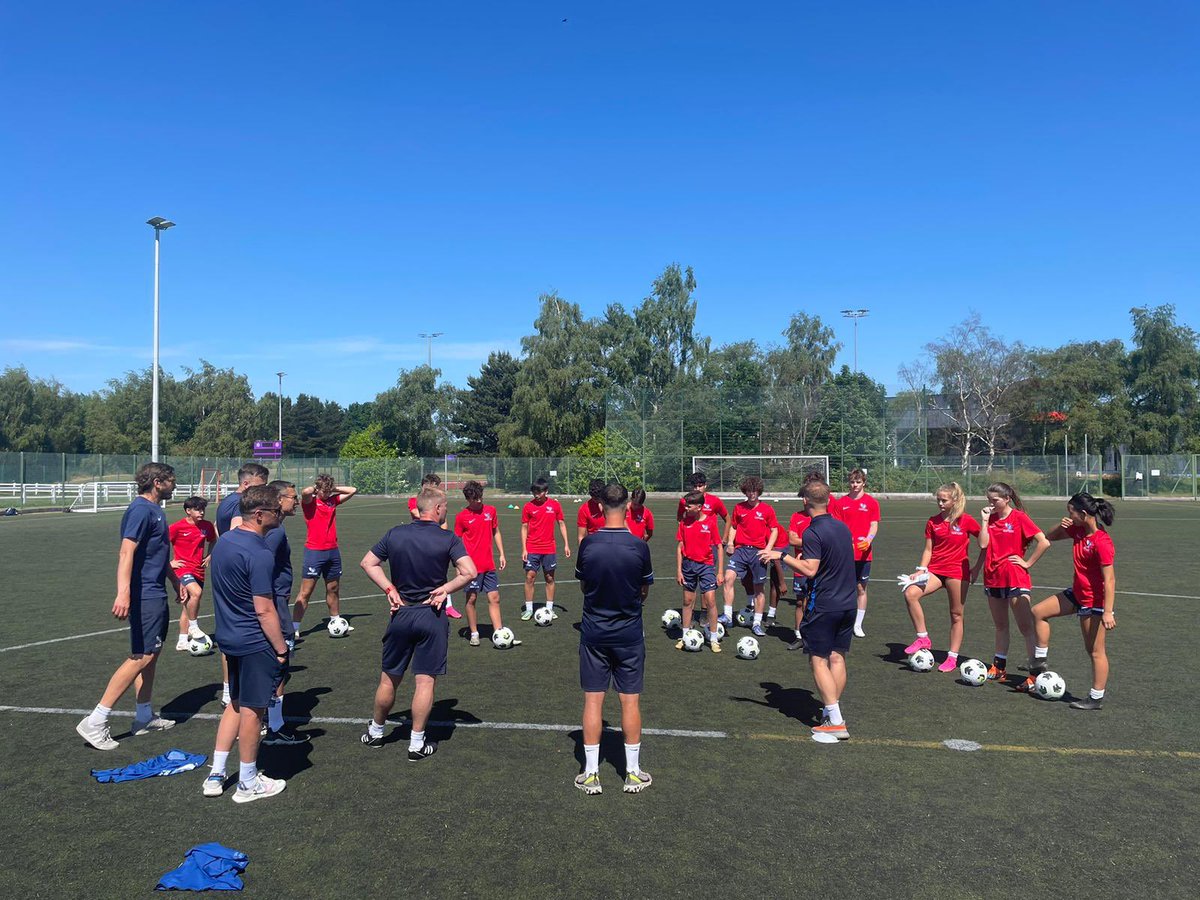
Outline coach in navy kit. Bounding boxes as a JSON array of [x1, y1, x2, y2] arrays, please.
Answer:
[[215, 463, 270, 535], [763, 479, 858, 741], [358, 486, 477, 759], [573, 481, 655, 795]]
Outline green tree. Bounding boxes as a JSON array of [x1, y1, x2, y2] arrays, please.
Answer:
[[764, 313, 841, 454], [809, 367, 888, 480], [455, 351, 520, 454], [1125, 305, 1200, 452], [375, 366, 458, 457], [174, 362, 260, 456], [340, 423, 396, 458], [0, 367, 87, 452], [632, 263, 707, 395]]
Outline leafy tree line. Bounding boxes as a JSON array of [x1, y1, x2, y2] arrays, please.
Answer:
[[2, 262, 1198, 465]]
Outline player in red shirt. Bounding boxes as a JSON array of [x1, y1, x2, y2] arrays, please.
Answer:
[[830, 468, 880, 638], [454, 480, 508, 647], [576, 478, 607, 545], [520, 477, 571, 621], [292, 474, 358, 637], [675, 490, 724, 652], [722, 475, 780, 638], [625, 488, 655, 542], [782, 470, 829, 650], [1027, 493, 1117, 708], [168, 496, 218, 651], [969, 481, 1050, 684], [899, 482, 982, 672], [676, 472, 730, 525], [407, 474, 462, 619]]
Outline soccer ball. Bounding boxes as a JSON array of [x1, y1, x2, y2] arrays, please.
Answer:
[[492, 627, 515, 649], [1034, 671, 1066, 700], [187, 634, 214, 657], [681, 628, 705, 652], [533, 606, 555, 627], [712, 622, 726, 641], [959, 658, 988, 686], [327, 617, 350, 638], [909, 649, 935, 672], [736, 636, 760, 660], [735, 608, 754, 627], [661, 609, 681, 629]]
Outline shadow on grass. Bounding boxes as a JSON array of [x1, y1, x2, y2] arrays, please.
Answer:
[[731, 681, 822, 726], [381, 697, 482, 746], [878, 641, 911, 665], [162, 682, 223, 720], [568, 724, 630, 777]]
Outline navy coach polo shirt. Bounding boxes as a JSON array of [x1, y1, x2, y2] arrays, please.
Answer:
[[574, 527, 654, 646]]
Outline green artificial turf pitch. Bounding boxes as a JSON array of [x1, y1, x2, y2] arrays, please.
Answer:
[[1, 496, 1198, 899]]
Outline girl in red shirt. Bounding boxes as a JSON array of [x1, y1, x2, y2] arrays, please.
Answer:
[[1027, 493, 1117, 709], [969, 481, 1050, 684], [901, 482, 981, 672]]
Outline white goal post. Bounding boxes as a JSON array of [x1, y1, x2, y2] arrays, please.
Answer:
[[691, 455, 830, 498], [68, 482, 139, 513]]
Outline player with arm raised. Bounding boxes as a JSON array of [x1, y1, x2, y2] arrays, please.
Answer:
[[455, 480, 509, 647], [830, 468, 880, 638], [169, 496, 217, 651], [722, 475, 780, 638], [577, 478, 607, 545], [625, 488, 655, 542], [520, 477, 571, 621], [292, 473, 358, 637], [675, 490, 724, 652]]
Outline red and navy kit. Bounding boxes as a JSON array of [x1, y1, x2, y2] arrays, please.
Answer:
[[677, 493, 729, 522], [577, 499, 606, 535], [454, 505, 499, 572], [676, 514, 721, 564], [168, 518, 217, 580], [731, 500, 780, 549], [522, 498, 564, 554], [925, 513, 981, 581], [302, 494, 346, 550], [625, 506, 654, 540], [982, 509, 1042, 589], [1067, 525, 1116, 608], [831, 493, 880, 561]]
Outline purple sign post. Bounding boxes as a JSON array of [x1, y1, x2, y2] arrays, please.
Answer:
[[253, 440, 283, 459]]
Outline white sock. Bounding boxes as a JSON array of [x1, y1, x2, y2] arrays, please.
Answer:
[[135, 702, 152, 721], [294, 624, 301, 636], [917, 631, 929, 638], [1035, 645, 1048, 659], [624, 742, 642, 775], [268, 697, 284, 732], [795, 628, 803, 639], [546, 600, 554, 611], [826, 703, 845, 726], [87, 704, 111, 727], [753, 612, 763, 625], [945, 651, 958, 662], [445, 596, 455, 610], [1089, 688, 1105, 700], [724, 604, 733, 618], [409, 729, 426, 752], [854, 609, 866, 629], [211, 750, 229, 776], [221, 683, 231, 704], [767, 607, 777, 618], [188, 623, 204, 638], [525, 601, 534, 613], [584, 743, 600, 774], [470, 631, 479, 639], [238, 761, 257, 787], [368, 719, 385, 739]]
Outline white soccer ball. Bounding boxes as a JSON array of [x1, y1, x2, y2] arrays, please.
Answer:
[[533, 606, 555, 627], [736, 636, 760, 660], [735, 608, 754, 628], [187, 634, 214, 657], [1034, 671, 1066, 700], [661, 609, 681, 629], [492, 627, 515, 649], [909, 649, 935, 672], [959, 658, 988, 686], [327, 616, 350, 638], [681, 628, 705, 652]]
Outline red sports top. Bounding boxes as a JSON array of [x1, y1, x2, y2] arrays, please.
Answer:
[[407, 496, 418, 515], [831, 493, 880, 561], [924, 513, 981, 580], [786, 510, 812, 550], [676, 514, 721, 564], [168, 518, 216, 579], [454, 505, 499, 572], [731, 500, 780, 549], [302, 493, 345, 550], [982, 509, 1042, 589], [522, 498, 564, 554], [576, 499, 605, 534], [677, 493, 729, 522], [625, 506, 654, 540], [1068, 525, 1115, 607]]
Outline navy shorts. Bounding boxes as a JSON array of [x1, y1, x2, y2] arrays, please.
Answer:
[[985, 586, 1031, 601], [1062, 588, 1105, 617], [579, 642, 645, 694], [726, 545, 767, 587], [302, 548, 343, 581], [130, 594, 168, 656], [274, 593, 295, 635], [793, 576, 812, 598], [681, 559, 718, 594], [466, 570, 500, 595], [382, 606, 448, 678], [227, 648, 287, 709], [179, 573, 202, 589], [854, 560, 872, 585], [523, 553, 557, 574], [800, 608, 856, 658]]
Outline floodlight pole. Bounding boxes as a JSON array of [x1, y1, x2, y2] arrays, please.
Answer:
[[147, 217, 176, 461], [418, 331, 444, 369], [276, 372, 286, 441], [841, 308, 869, 373]]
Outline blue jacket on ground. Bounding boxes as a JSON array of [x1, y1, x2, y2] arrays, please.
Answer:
[[91, 749, 207, 783], [156, 843, 248, 892]]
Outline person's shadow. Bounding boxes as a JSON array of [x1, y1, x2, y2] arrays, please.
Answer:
[[569, 724, 629, 776], [878, 641, 910, 665], [382, 697, 482, 746], [161, 682, 224, 722], [731, 681, 822, 726]]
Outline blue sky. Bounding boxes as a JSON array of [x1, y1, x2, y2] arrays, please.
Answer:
[[1, 1, 1197, 405]]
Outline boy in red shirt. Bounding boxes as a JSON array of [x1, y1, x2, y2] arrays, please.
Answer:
[[169, 496, 218, 650], [676, 472, 729, 525], [829, 468, 880, 638], [521, 477, 571, 621], [408, 473, 461, 618], [625, 488, 655, 542], [455, 480, 508, 646], [722, 475, 780, 637], [292, 474, 358, 637], [675, 490, 724, 652], [576, 478, 607, 545]]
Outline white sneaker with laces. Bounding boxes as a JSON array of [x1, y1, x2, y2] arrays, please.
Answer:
[[203, 774, 227, 797], [130, 714, 176, 736], [175, 636, 190, 651], [232, 773, 286, 804], [76, 717, 118, 751]]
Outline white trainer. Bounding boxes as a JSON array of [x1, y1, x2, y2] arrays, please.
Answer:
[[232, 773, 286, 804], [203, 774, 227, 798], [76, 717, 118, 751], [130, 714, 176, 736], [175, 636, 190, 651], [853, 625, 867, 638]]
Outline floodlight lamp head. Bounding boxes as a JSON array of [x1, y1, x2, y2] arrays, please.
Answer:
[[146, 217, 176, 230]]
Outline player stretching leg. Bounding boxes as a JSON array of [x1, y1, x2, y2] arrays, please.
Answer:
[[169, 496, 217, 650], [969, 482, 1050, 685], [293, 474, 357, 637], [723, 476, 780, 638], [455, 480, 508, 646], [1028, 493, 1117, 708], [520, 477, 571, 621], [76, 463, 180, 750], [830, 468, 879, 638], [409, 473, 462, 619], [675, 491, 724, 652], [901, 483, 981, 672]]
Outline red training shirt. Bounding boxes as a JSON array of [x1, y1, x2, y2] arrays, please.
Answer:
[[731, 500, 780, 549], [576, 499, 605, 534], [626, 506, 654, 540], [522, 498, 565, 554], [303, 494, 345, 550], [677, 493, 729, 522], [454, 505, 499, 572], [831, 493, 880, 561], [787, 510, 812, 550], [1068, 525, 1116, 607], [407, 496, 418, 515], [925, 513, 981, 581], [168, 518, 217, 579], [676, 513, 721, 565], [982, 509, 1042, 589]]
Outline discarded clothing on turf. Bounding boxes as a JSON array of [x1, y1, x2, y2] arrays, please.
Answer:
[[92, 748, 207, 783], [156, 843, 248, 892]]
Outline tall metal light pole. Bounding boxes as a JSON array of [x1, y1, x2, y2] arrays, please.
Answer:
[[147, 217, 175, 461], [418, 331, 444, 368], [276, 372, 286, 441], [840, 308, 869, 372]]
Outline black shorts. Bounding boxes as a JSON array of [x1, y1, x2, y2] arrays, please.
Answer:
[[382, 606, 448, 679], [130, 594, 168, 657], [1062, 588, 1105, 618], [579, 642, 645, 694], [227, 648, 287, 709], [800, 608, 856, 658], [854, 560, 872, 585]]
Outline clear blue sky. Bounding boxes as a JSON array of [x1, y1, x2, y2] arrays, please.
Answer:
[[2, 1, 1197, 405]]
